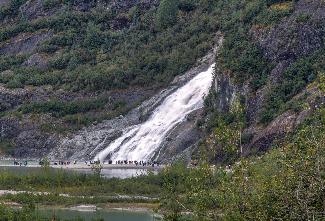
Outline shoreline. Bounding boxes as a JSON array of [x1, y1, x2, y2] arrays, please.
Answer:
[[0, 157, 166, 170], [41, 204, 160, 214], [1, 191, 160, 212], [0, 164, 164, 170]]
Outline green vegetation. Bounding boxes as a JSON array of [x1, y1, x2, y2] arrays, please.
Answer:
[[0, 0, 306, 133], [0, 108, 324, 220], [0, 95, 132, 132], [0, 169, 162, 197], [201, 0, 324, 166], [0, 0, 218, 135], [0, 0, 27, 20], [0, 1, 324, 220], [1, 192, 157, 207], [0, 1, 218, 92], [0, 139, 15, 155], [0, 55, 27, 73], [156, 0, 179, 29], [220, 31, 270, 90], [0, 0, 291, 92], [202, 95, 246, 164], [214, 0, 324, 125], [18, 97, 113, 117], [0, 203, 104, 221], [0, 168, 162, 219], [261, 49, 325, 124], [0, 166, 160, 218], [214, 0, 296, 92], [161, 108, 325, 220]]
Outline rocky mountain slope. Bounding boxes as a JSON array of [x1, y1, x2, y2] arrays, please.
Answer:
[[0, 0, 218, 158], [0, 0, 324, 163], [202, 0, 325, 164]]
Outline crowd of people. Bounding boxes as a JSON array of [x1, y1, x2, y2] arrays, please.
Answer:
[[13, 160, 28, 166], [113, 160, 160, 167], [85, 160, 161, 167], [52, 160, 77, 166], [11, 159, 162, 167]]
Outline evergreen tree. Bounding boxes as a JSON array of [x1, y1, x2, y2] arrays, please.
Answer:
[[84, 22, 103, 49], [156, 0, 179, 29]]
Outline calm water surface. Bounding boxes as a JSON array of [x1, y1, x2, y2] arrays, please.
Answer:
[[0, 160, 158, 179], [0, 160, 162, 220]]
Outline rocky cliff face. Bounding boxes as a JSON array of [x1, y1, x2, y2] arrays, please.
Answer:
[[210, 0, 325, 158]]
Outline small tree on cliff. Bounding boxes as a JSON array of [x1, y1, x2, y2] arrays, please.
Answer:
[[156, 0, 179, 29]]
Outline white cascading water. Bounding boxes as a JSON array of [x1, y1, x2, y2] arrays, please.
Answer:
[[95, 64, 215, 162]]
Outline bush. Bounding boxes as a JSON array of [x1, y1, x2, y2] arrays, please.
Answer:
[[220, 31, 270, 88], [42, 0, 61, 10], [0, 55, 27, 73], [162, 108, 325, 220], [266, 0, 289, 6], [260, 55, 319, 124], [0, 0, 28, 20], [178, 0, 196, 12], [156, 0, 179, 29], [6, 79, 23, 88], [18, 97, 110, 117]]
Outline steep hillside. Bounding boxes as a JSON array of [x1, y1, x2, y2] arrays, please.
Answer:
[[0, 0, 324, 163], [0, 0, 219, 157], [199, 0, 325, 164]]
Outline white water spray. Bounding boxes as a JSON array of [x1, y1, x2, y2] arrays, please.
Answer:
[[95, 64, 215, 162]]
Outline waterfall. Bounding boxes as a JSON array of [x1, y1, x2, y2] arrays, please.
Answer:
[[95, 64, 215, 162]]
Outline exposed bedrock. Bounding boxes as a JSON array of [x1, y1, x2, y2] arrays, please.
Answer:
[[211, 0, 325, 159], [48, 35, 222, 161], [0, 31, 53, 56]]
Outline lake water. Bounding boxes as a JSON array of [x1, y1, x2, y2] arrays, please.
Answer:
[[0, 161, 163, 221], [0, 160, 159, 179], [72, 168, 156, 179], [38, 208, 160, 221]]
